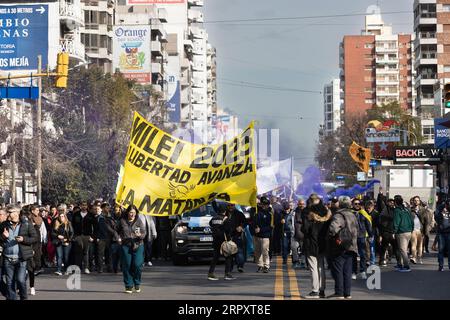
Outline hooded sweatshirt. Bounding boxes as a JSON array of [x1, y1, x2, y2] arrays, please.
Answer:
[[301, 201, 332, 257]]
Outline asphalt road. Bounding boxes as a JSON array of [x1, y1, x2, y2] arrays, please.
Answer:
[[21, 251, 450, 300]]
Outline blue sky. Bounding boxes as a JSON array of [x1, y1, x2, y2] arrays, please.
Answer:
[[203, 0, 413, 173]]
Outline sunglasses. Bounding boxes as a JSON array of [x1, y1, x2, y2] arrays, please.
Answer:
[[353, 203, 361, 206]]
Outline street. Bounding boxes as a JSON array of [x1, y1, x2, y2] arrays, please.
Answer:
[[27, 253, 450, 300]]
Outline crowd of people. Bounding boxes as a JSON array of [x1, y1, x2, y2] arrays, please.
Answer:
[[207, 189, 450, 299], [0, 186, 449, 300], [0, 200, 178, 299]]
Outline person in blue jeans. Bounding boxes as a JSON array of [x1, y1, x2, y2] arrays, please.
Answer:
[[365, 201, 378, 266], [352, 199, 372, 280], [0, 206, 38, 300], [435, 201, 450, 271], [117, 205, 146, 293], [52, 212, 74, 275]]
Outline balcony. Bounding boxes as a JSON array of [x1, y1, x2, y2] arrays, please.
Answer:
[[415, 12, 437, 26], [375, 46, 398, 53], [192, 43, 204, 55], [376, 90, 399, 97], [416, 31, 437, 45], [192, 77, 205, 88], [151, 62, 162, 75], [414, 51, 437, 68], [190, 26, 205, 39], [151, 41, 162, 55], [59, 36, 85, 62], [376, 67, 399, 74], [188, 0, 204, 7], [151, 19, 167, 41], [59, 0, 84, 28], [158, 8, 168, 23], [417, 93, 435, 106], [181, 58, 190, 70], [415, 73, 437, 86], [188, 9, 204, 23]]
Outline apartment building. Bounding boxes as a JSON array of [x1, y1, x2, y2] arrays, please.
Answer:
[[80, 0, 114, 73], [340, 7, 415, 120], [323, 79, 342, 135]]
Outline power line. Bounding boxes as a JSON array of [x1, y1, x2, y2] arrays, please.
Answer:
[[218, 78, 322, 94], [202, 11, 411, 24]]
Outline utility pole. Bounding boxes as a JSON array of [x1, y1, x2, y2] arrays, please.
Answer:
[[37, 55, 42, 205], [10, 99, 16, 204]]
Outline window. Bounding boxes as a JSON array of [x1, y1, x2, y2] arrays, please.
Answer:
[[365, 88, 374, 93], [364, 76, 373, 81], [423, 126, 435, 141], [444, 65, 450, 73], [364, 65, 373, 71], [443, 4, 450, 12], [365, 43, 374, 49], [365, 99, 374, 104], [365, 54, 373, 60]]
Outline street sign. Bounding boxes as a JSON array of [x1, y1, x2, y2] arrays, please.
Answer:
[[370, 159, 381, 167], [357, 172, 367, 182], [0, 4, 49, 70], [0, 86, 39, 99], [336, 176, 345, 180]]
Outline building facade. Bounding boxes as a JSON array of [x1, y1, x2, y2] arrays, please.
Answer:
[[80, 0, 114, 73], [323, 79, 342, 135], [340, 7, 415, 120]]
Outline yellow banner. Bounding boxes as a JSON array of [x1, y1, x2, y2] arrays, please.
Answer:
[[349, 141, 371, 173], [116, 112, 257, 216]]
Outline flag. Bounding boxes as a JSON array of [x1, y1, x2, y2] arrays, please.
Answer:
[[349, 142, 371, 173], [115, 112, 257, 216], [256, 158, 292, 194]]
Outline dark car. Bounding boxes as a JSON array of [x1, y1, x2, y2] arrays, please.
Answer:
[[171, 204, 217, 265]]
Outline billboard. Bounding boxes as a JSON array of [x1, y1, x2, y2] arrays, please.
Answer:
[[113, 26, 151, 84], [434, 118, 450, 149], [126, 0, 185, 4], [165, 55, 180, 123], [394, 146, 443, 164], [0, 3, 49, 71], [365, 129, 400, 143]]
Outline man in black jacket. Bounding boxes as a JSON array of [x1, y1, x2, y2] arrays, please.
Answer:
[[224, 203, 247, 272], [0, 208, 8, 297], [0, 205, 38, 300], [208, 203, 234, 281], [377, 191, 399, 267], [271, 196, 283, 257], [293, 199, 306, 269], [72, 201, 96, 273], [93, 202, 115, 273]]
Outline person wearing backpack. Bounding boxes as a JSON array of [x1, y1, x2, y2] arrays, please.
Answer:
[[327, 196, 358, 299]]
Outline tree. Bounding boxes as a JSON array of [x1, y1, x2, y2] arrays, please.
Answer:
[[39, 67, 161, 204]]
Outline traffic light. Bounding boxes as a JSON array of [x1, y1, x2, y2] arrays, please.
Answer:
[[55, 52, 69, 88], [444, 83, 450, 108]]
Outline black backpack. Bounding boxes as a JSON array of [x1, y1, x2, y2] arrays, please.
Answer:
[[335, 213, 353, 251]]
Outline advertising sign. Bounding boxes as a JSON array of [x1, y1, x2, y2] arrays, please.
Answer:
[[113, 26, 151, 84], [165, 55, 180, 123], [394, 146, 443, 164], [365, 129, 400, 143], [434, 118, 450, 149], [126, 0, 185, 4], [0, 3, 48, 71]]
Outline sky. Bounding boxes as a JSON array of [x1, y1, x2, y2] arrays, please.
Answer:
[[203, 0, 413, 173]]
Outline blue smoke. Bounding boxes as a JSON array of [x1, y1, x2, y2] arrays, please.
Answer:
[[296, 166, 327, 199], [295, 165, 380, 200], [332, 179, 380, 198]]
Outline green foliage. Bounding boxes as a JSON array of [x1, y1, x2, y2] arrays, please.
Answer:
[[41, 67, 139, 204]]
